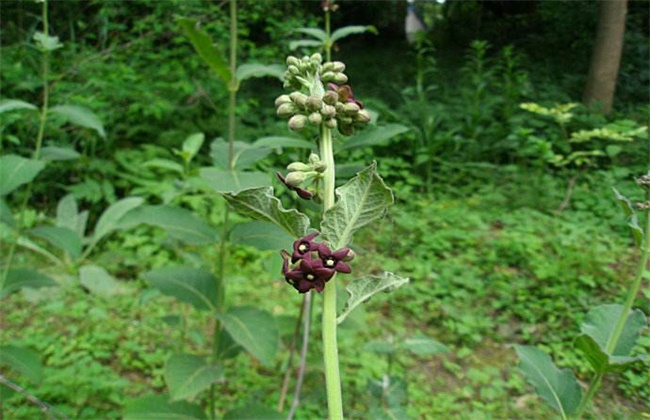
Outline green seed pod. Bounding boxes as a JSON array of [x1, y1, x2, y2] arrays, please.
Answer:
[[307, 96, 323, 111], [332, 73, 348, 84], [285, 171, 307, 187], [286, 56, 300, 67], [323, 91, 339, 105], [288, 114, 308, 131], [321, 104, 337, 118], [277, 103, 297, 118], [355, 109, 371, 124], [287, 162, 311, 172], [308, 112, 323, 126], [275, 94, 292, 107], [290, 92, 309, 108], [342, 102, 360, 116]]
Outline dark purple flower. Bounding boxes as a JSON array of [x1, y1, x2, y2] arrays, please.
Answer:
[[283, 254, 335, 293], [327, 83, 364, 109], [277, 172, 313, 200], [291, 232, 320, 263], [318, 245, 352, 274]]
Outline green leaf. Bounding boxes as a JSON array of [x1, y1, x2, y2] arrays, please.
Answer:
[[580, 304, 647, 358], [0, 199, 14, 227], [39, 146, 81, 162], [363, 340, 397, 355], [293, 27, 327, 41], [514, 345, 582, 417], [236, 63, 284, 82], [252, 136, 315, 150], [29, 226, 82, 259], [321, 162, 394, 249], [49, 105, 106, 139], [401, 335, 450, 356], [164, 353, 222, 402], [0, 154, 46, 196], [0, 346, 43, 383], [33, 31, 62, 51], [124, 394, 206, 420], [56, 194, 87, 238], [181, 133, 205, 161], [16, 236, 64, 267], [289, 39, 323, 50], [143, 266, 219, 311], [230, 221, 293, 251], [119, 205, 218, 245], [92, 197, 144, 243], [337, 272, 409, 324], [1, 269, 57, 298], [79, 265, 122, 297], [217, 306, 278, 367], [200, 168, 269, 193], [330, 25, 378, 43], [221, 187, 310, 238], [574, 334, 645, 374], [177, 17, 231, 85], [613, 188, 643, 246], [337, 124, 410, 152], [224, 403, 284, 420], [209, 138, 271, 171], [0, 99, 38, 114], [143, 159, 185, 175]]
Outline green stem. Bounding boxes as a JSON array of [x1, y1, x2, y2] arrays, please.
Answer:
[[576, 373, 603, 417], [227, 0, 238, 171], [319, 126, 343, 420]]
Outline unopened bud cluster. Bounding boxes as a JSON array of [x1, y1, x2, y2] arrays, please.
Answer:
[[635, 172, 650, 190], [276, 54, 370, 135], [277, 154, 327, 200]]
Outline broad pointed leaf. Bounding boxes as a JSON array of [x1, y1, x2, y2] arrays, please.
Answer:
[[221, 187, 310, 238], [330, 25, 378, 43], [217, 307, 278, 367], [29, 226, 82, 259], [337, 272, 409, 324], [0, 346, 43, 383], [580, 304, 647, 358], [79, 265, 122, 297], [200, 168, 269, 193], [164, 353, 222, 402], [182, 133, 205, 160], [293, 27, 327, 41], [230, 221, 293, 251], [321, 162, 393, 249], [49, 105, 106, 139], [236, 63, 284, 82], [1, 269, 57, 298], [289, 39, 323, 50], [0, 155, 46, 196], [39, 146, 81, 161], [0, 99, 38, 114], [177, 17, 231, 85], [337, 124, 410, 152], [401, 335, 450, 356], [92, 197, 144, 243], [613, 188, 643, 246], [119, 205, 218, 245], [143, 266, 219, 312], [575, 334, 645, 374], [514, 345, 582, 417], [124, 394, 206, 420]]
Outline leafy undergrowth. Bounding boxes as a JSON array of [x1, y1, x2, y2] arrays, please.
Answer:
[[1, 178, 649, 418]]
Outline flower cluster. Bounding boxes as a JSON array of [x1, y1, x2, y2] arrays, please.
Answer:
[[282, 232, 353, 293], [275, 54, 370, 136], [277, 153, 326, 200]]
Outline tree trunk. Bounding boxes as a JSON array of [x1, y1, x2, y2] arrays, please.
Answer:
[[583, 0, 628, 114]]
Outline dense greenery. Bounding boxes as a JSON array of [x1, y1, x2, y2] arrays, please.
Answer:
[[1, 0, 648, 418]]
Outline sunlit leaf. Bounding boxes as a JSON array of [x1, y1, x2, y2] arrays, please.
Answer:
[[164, 353, 222, 402], [49, 105, 106, 139], [92, 197, 144, 244], [177, 17, 231, 85], [514, 345, 582, 417], [321, 162, 394, 249], [182, 133, 205, 160], [289, 40, 323, 50], [221, 187, 310, 238], [337, 272, 409, 324], [0, 155, 46, 196], [217, 306, 278, 367], [124, 394, 206, 420], [0, 99, 38, 114]]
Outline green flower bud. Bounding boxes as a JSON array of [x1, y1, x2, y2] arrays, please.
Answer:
[[332, 73, 348, 84], [310, 53, 323, 64], [324, 118, 337, 129], [307, 96, 323, 111], [323, 61, 346, 73], [323, 91, 339, 105], [321, 105, 337, 118], [339, 116, 353, 125], [288, 65, 300, 75], [342, 102, 360, 116], [355, 109, 371, 124], [308, 112, 323, 126], [287, 162, 311, 172], [308, 153, 321, 165], [290, 92, 309, 108], [275, 94, 292, 107], [288, 114, 308, 131], [286, 56, 300, 67], [285, 171, 308, 187], [277, 103, 298, 118], [321, 71, 336, 82]]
